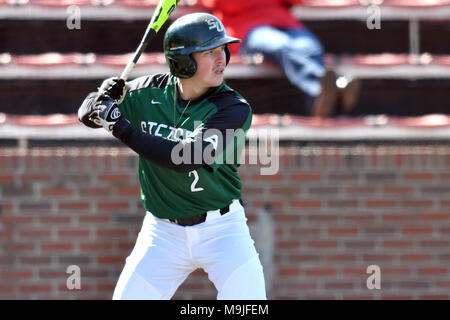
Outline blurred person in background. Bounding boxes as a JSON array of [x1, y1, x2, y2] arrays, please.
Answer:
[[199, 0, 360, 117]]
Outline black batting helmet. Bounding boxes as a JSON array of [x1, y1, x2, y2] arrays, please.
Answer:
[[163, 12, 241, 79]]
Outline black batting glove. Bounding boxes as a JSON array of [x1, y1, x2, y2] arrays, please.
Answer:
[[78, 92, 102, 129], [98, 77, 130, 104], [94, 95, 123, 133]]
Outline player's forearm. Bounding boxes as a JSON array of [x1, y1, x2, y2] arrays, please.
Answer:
[[112, 118, 209, 173]]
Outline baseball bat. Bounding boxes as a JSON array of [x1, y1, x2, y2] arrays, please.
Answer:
[[120, 0, 180, 81]]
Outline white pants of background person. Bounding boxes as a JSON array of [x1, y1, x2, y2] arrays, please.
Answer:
[[112, 199, 266, 300]]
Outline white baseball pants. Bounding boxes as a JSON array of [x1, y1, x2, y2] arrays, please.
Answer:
[[112, 199, 266, 300]]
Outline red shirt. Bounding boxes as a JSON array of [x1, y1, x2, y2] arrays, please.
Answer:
[[199, 0, 304, 53]]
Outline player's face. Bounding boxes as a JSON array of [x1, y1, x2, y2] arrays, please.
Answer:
[[191, 45, 227, 88]]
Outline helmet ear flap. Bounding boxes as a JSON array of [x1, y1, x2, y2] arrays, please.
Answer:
[[225, 45, 231, 66], [167, 55, 197, 79]]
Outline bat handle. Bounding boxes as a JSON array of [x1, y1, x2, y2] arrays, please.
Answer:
[[120, 61, 136, 81], [120, 28, 157, 81]]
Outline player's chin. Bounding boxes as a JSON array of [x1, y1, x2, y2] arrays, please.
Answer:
[[210, 72, 224, 86]]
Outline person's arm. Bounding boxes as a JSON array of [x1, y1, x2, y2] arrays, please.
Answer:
[[110, 100, 251, 173]]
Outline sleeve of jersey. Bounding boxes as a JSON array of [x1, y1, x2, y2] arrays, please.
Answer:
[[111, 102, 251, 174], [202, 103, 252, 172]]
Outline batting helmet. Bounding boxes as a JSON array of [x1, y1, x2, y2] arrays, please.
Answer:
[[163, 12, 241, 79]]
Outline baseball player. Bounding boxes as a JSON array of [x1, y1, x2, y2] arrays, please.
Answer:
[[77, 12, 266, 300]]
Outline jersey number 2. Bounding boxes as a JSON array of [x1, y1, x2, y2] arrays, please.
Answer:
[[189, 170, 204, 192]]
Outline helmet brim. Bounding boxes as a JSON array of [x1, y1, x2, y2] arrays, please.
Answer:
[[184, 35, 241, 55]]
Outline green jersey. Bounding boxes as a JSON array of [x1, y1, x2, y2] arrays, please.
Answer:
[[118, 73, 252, 219]]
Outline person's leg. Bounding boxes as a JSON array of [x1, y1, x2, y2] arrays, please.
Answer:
[[113, 212, 196, 300], [191, 200, 266, 300]]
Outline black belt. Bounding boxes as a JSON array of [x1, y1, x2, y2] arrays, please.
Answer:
[[169, 199, 243, 227]]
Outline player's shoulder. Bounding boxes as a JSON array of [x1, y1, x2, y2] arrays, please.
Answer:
[[208, 84, 251, 116], [127, 73, 173, 92]]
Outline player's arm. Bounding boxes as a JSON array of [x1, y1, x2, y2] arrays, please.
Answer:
[[96, 97, 250, 173]]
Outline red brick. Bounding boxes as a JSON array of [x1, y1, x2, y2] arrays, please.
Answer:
[[440, 173, 450, 180], [346, 186, 376, 194], [382, 267, 411, 275], [80, 187, 111, 196], [21, 174, 52, 183], [40, 216, 72, 224], [1, 215, 33, 224], [309, 215, 339, 222], [383, 186, 413, 193], [58, 202, 90, 211], [420, 240, 449, 247], [0, 175, 14, 184], [290, 200, 321, 208], [276, 241, 300, 249], [383, 240, 413, 248], [0, 285, 14, 293], [278, 268, 300, 276], [400, 254, 431, 262], [366, 200, 396, 208], [343, 268, 366, 276], [324, 281, 354, 290], [98, 283, 116, 292], [3, 243, 35, 251], [289, 227, 320, 235], [117, 242, 134, 251], [307, 241, 338, 248], [41, 242, 73, 251], [403, 173, 434, 180], [345, 240, 375, 249], [328, 227, 358, 235], [98, 174, 129, 183], [328, 200, 358, 208], [418, 267, 447, 275], [418, 212, 450, 220], [251, 173, 283, 181], [58, 229, 90, 238], [0, 230, 12, 239], [116, 186, 140, 196], [402, 200, 433, 207], [78, 215, 110, 223], [402, 226, 433, 234], [97, 201, 129, 211], [97, 228, 128, 238], [326, 254, 356, 262], [97, 256, 125, 264], [271, 187, 300, 194], [19, 229, 51, 238], [273, 214, 301, 222], [289, 254, 320, 262], [305, 268, 337, 276], [344, 214, 376, 222], [19, 284, 52, 293], [41, 187, 73, 197], [252, 200, 283, 209], [1, 270, 33, 279], [382, 213, 414, 221], [290, 172, 321, 181], [80, 243, 113, 251], [363, 254, 394, 262]]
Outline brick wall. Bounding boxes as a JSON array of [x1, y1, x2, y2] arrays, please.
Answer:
[[0, 145, 449, 300]]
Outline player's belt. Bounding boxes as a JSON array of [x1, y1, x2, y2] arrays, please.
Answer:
[[169, 199, 243, 227]]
